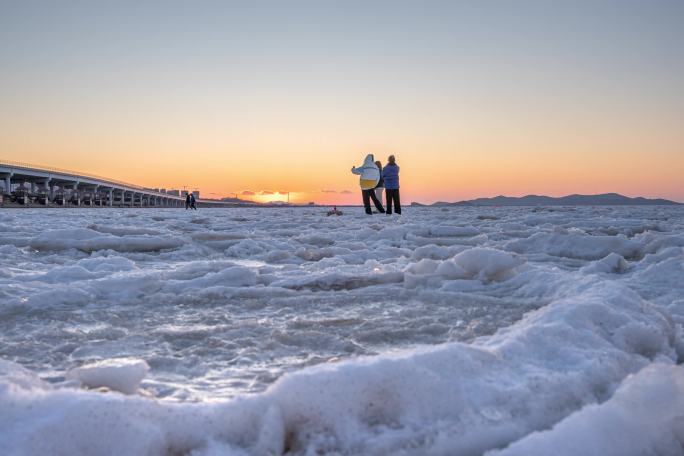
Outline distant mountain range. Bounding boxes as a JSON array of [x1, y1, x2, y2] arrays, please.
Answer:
[[412, 193, 682, 207]]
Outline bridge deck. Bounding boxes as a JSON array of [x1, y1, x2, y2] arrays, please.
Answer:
[[0, 159, 241, 207]]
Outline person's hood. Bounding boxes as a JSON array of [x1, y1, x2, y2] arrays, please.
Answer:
[[362, 154, 375, 167]]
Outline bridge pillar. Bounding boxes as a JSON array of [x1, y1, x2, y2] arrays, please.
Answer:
[[3, 175, 10, 195], [71, 182, 80, 206], [108, 189, 113, 207], [42, 179, 50, 205]]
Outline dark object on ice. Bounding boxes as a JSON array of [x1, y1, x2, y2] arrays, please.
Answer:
[[185, 194, 191, 210], [421, 193, 683, 207], [327, 206, 343, 216], [190, 193, 197, 210]]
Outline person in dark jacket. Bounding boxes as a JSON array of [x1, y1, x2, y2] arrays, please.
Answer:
[[374, 160, 385, 204], [382, 155, 401, 215], [185, 193, 191, 210], [190, 193, 197, 210]]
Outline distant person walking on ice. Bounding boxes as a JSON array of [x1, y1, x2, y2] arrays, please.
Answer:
[[351, 154, 385, 215], [190, 193, 197, 210], [185, 193, 191, 209], [382, 155, 401, 215]]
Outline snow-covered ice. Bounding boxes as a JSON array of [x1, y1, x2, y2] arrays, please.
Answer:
[[1, 206, 683, 455]]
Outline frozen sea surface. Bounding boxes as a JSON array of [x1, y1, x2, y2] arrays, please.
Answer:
[[1, 206, 683, 455]]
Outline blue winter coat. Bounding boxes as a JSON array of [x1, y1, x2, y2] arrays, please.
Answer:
[[382, 163, 400, 189]]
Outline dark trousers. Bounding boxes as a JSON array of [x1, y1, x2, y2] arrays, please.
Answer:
[[362, 189, 385, 214], [386, 189, 401, 214]]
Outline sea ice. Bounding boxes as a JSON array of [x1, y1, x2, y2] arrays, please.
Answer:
[[0, 205, 682, 454]]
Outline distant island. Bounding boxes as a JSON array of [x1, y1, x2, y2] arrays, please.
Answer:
[[412, 193, 682, 207]]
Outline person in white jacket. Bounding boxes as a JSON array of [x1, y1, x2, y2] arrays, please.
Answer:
[[351, 154, 385, 215]]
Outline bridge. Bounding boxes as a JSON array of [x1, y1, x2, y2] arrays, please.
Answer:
[[0, 159, 234, 207]]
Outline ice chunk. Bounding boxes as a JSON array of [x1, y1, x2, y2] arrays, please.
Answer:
[[38, 265, 98, 283], [580, 252, 628, 274], [450, 247, 525, 282], [29, 228, 183, 252], [75, 256, 137, 273], [489, 364, 684, 456], [405, 258, 440, 275], [435, 259, 468, 279], [66, 358, 150, 394], [164, 265, 258, 291], [88, 224, 162, 236], [411, 244, 460, 260], [506, 232, 642, 260], [429, 225, 480, 237]]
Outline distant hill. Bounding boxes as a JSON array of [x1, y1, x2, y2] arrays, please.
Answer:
[[412, 193, 682, 207]]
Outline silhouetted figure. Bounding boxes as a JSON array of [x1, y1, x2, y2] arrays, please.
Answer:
[[190, 193, 197, 210], [374, 160, 385, 203], [185, 194, 191, 210], [383, 155, 401, 215], [351, 154, 385, 215]]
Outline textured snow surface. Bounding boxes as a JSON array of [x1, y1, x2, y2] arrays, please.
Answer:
[[1, 206, 683, 455]]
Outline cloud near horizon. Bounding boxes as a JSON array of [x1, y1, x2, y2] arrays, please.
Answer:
[[241, 190, 255, 195], [321, 189, 337, 193]]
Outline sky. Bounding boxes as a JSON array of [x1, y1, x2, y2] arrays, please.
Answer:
[[1, 0, 682, 204]]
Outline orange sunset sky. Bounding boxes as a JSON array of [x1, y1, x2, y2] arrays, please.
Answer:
[[1, 1, 682, 204]]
